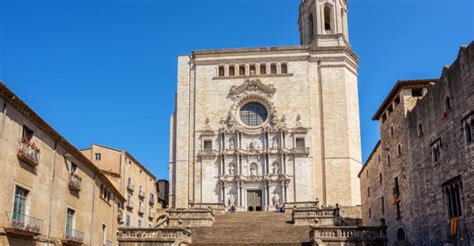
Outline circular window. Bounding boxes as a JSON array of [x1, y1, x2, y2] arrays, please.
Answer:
[[239, 102, 268, 126]]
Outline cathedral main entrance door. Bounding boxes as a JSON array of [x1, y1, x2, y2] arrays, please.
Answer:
[[247, 190, 262, 211]]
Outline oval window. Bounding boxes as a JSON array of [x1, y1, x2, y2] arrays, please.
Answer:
[[239, 102, 268, 126]]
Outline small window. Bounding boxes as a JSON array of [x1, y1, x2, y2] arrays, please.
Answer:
[[95, 153, 101, 161], [367, 187, 370, 197], [397, 144, 402, 156], [66, 208, 75, 236], [249, 65, 256, 75], [464, 118, 473, 144], [412, 88, 423, 97], [324, 4, 333, 32], [270, 64, 277, 74], [126, 215, 131, 227], [13, 186, 29, 219], [390, 126, 394, 137], [260, 64, 267, 75], [204, 140, 213, 150], [387, 154, 391, 166], [102, 224, 106, 245], [443, 177, 463, 219], [239, 65, 246, 76], [445, 96, 452, 111], [394, 96, 400, 106], [295, 138, 305, 148], [397, 228, 406, 240], [71, 162, 78, 174], [229, 66, 235, 76], [308, 14, 314, 39], [281, 63, 288, 74], [138, 219, 142, 228], [381, 113, 387, 122], [22, 126, 34, 142], [387, 105, 393, 114], [431, 138, 442, 163], [218, 66, 225, 77], [379, 173, 383, 184], [366, 170, 369, 178], [381, 197, 385, 215], [418, 123, 424, 137], [368, 207, 371, 218]]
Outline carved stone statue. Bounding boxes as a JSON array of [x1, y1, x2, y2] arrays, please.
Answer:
[[228, 164, 235, 175], [228, 192, 236, 206], [296, 114, 302, 127], [272, 191, 281, 206], [272, 162, 280, 175], [250, 163, 257, 176], [229, 137, 235, 150], [272, 136, 279, 149]]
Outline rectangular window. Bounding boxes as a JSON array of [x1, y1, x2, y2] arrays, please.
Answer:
[[95, 153, 101, 161], [204, 140, 213, 150], [66, 208, 75, 236], [249, 65, 256, 75], [412, 88, 423, 97], [13, 186, 28, 221], [71, 162, 77, 174], [270, 64, 277, 74], [239, 65, 245, 76], [138, 219, 142, 228], [260, 64, 267, 75], [281, 63, 288, 74], [229, 66, 235, 76], [463, 116, 473, 144], [102, 224, 106, 245], [381, 197, 385, 215], [295, 138, 305, 148], [431, 138, 442, 163], [443, 177, 463, 219], [126, 215, 131, 227], [22, 126, 34, 142], [394, 96, 400, 106], [367, 187, 370, 197], [368, 207, 371, 218], [218, 66, 225, 77]]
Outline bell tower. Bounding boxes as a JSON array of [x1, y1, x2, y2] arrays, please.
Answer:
[[298, 0, 350, 47]]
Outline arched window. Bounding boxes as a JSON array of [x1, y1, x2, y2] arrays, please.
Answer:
[[270, 64, 277, 74], [397, 228, 406, 240], [465, 120, 472, 143], [281, 63, 288, 74], [218, 66, 225, 77], [324, 4, 333, 33], [229, 65, 235, 76], [445, 96, 452, 111], [260, 64, 267, 75], [308, 14, 314, 39]]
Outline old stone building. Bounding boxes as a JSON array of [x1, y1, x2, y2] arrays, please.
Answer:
[[169, 0, 362, 210], [81, 144, 163, 229], [360, 42, 474, 245], [0, 82, 126, 246]]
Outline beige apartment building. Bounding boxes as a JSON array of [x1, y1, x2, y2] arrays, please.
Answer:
[[81, 144, 162, 228], [360, 42, 473, 245], [0, 82, 126, 246]]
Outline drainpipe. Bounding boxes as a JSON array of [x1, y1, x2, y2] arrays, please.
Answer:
[[46, 140, 59, 245]]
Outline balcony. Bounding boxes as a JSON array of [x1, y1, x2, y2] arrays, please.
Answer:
[[148, 211, 155, 219], [197, 149, 217, 159], [138, 190, 146, 199], [292, 147, 310, 156], [138, 206, 145, 215], [149, 197, 155, 205], [127, 183, 135, 192], [118, 209, 124, 224], [126, 201, 134, 210], [64, 228, 85, 244], [17, 140, 41, 167], [5, 212, 43, 237], [68, 174, 82, 192]]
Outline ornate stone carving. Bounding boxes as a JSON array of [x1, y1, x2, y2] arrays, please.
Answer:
[[228, 78, 276, 100]]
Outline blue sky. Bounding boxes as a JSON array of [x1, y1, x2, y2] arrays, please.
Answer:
[[0, 0, 472, 180]]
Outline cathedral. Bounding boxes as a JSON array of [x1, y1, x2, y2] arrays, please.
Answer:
[[169, 0, 361, 210]]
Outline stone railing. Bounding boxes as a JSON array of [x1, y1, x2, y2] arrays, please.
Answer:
[[285, 201, 319, 211], [18, 140, 41, 167], [6, 212, 43, 235], [118, 227, 192, 245], [311, 225, 388, 245], [292, 207, 338, 226], [64, 228, 85, 243], [68, 174, 82, 192], [189, 203, 226, 214], [198, 149, 217, 158], [292, 147, 310, 155], [167, 208, 215, 227]]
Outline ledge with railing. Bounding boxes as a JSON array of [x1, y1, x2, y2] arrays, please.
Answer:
[[126, 201, 135, 210], [292, 147, 310, 155], [118, 227, 192, 244], [138, 206, 145, 215], [17, 139, 41, 167], [292, 206, 339, 226], [311, 225, 388, 245], [127, 182, 135, 192], [167, 208, 215, 227], [5, 212, 43, 236], [285, 200, 319, 211], [148, 211, 155, 219], [189, 203, 226, 213], [68, 173, 82, 192], [197, 149, 217, 158], [139, 190, 146, 199], [64, 228, 85, 243]]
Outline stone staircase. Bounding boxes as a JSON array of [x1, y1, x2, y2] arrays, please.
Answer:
[[190, 212, 312, 246]]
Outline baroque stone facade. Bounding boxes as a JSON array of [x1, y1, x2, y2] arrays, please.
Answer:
[[170, 0, 362, 210], [360, 42, 474, 245]]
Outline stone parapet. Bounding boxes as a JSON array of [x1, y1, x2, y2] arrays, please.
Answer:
[[189, 203, 226, 214], [292, 207, 338, 226], [167, 209, 215, 227], [311, 225, 388, 246], [285, 200, 320, 211], [117, 227, 192, 246]]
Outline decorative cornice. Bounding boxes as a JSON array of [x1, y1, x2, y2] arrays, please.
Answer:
[[228, 78, 276, 100]]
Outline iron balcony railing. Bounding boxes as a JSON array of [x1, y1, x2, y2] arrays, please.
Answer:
[[138, 206, 144, 214], [18, 140, 41, 167], [65, 228, 85, 243], [138, 190, 146, 199], [148, 211, 155, 219], [149, 196, 155, 205], [127, 182, 135, 192], [126, 201, 134, 210], [68, 174, 82, 192], [8, 212, 43, 235]]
